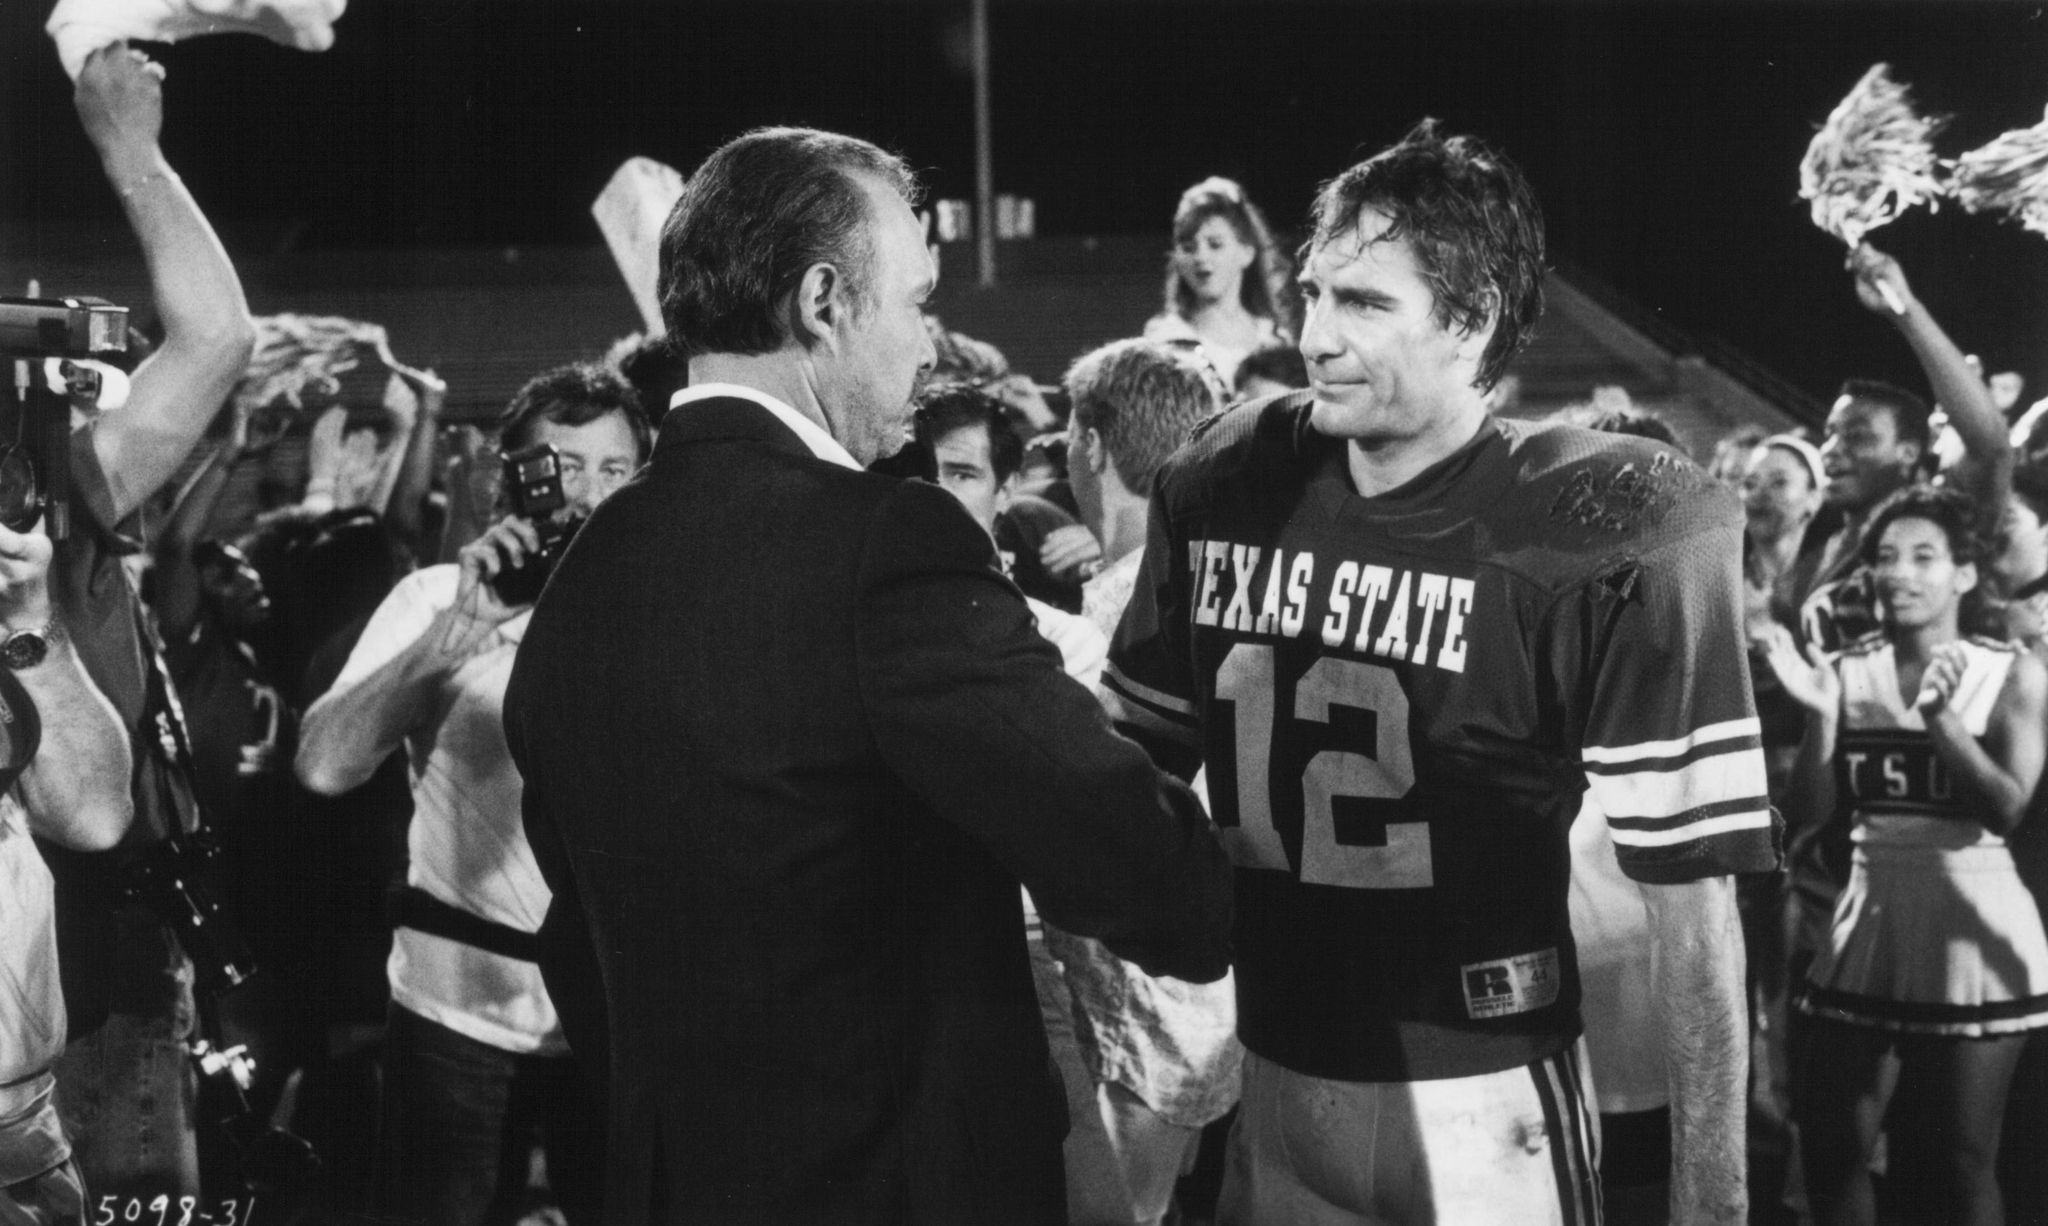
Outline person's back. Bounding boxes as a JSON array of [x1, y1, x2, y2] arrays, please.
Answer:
[[504, 125, 1231, 1225]]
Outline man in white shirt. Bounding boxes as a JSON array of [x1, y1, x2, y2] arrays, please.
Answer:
[[296, 362, 647, 1226], [0, 516, 136, 1220], [1059, 337, 1238, 1226]]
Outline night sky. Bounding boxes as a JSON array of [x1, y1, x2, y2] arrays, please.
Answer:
[[5, 0, 2047, 406]]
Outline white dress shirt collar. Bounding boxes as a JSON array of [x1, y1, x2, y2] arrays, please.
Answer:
[[670, 383, 861, 472]]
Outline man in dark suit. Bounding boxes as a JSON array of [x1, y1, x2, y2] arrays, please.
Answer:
[[503, 126, 1234, 1225]]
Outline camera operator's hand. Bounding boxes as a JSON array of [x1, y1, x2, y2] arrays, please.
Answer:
[[75, 43, 165, 167], [0, 519, 57, 635], [441, 515, 542, 652]]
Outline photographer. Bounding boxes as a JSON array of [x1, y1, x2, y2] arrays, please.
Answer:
[[39, 42, 255, 1199], [295, 363, 645, 1226], [2, 516, 139, 1220]]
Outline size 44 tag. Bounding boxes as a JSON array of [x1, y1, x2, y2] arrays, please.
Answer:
[[1461, 948, 1561, 1020]]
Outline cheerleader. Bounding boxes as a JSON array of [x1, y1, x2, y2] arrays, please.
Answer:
[[1142, 177, 1296, 389], [1764, 484, 2048, 1226]]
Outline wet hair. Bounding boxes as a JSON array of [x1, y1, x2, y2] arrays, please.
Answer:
[[658, 127, 920, 358], [1165, 178, 1299, 336], [896, 385, 1023, 485], [1836, 378, 1933, 465], [1303, 119, 1546, 392], [497, 361, 650, 461], [1064, 339, 1216, 498], [1233, 344, 1309, 395]]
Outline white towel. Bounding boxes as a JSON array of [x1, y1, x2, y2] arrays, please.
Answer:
[[591, 157, 686, 335], [47, 0, 346, 80]]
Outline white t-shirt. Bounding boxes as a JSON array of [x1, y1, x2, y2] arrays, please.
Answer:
[[1567, 794, 1666, 1114], [1027, 596, 1105, 691], [0, 793, 70, 1182], [330, 564, 565, 1055], [1036, 547, 1242, 1129]]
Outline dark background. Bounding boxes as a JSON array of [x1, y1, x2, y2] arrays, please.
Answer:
[[4, 0, 2047, 403]]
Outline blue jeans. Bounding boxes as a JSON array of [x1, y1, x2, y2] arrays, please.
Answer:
[[0, 1160, 85, 1226], [372, 1004, 598, 1226], [51, 958, 199, 1200]]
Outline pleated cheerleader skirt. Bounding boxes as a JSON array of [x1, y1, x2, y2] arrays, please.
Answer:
[[1801, 841, 2048, 1037]]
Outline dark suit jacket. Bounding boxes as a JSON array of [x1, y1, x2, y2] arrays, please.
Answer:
[[504, 394, 1233, 1225]]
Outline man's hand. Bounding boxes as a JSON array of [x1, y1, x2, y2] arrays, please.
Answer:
[[1849, 243, 1915, 317], [75, 43, 165, 166], [441, 515, 540, 651], [1039, 523, 1105, 583], [0, 519, 56, 633]]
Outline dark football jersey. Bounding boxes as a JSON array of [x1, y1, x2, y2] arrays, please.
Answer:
[[1104, 394, 1781, 1083]]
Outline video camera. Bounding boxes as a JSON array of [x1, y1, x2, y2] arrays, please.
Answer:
[[0, 296, 131, 540]]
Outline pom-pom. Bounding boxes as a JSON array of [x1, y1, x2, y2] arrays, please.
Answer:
[[233, 313, 386, 414], [1799, 64, 1949, 248], [1953, 106, 2048, 238]]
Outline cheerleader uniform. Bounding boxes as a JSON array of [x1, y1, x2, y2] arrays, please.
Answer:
[[1800, 634, 2048, 1036]]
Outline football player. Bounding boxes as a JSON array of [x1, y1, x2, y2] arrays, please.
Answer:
[[1102, 121, 1780, 1226]]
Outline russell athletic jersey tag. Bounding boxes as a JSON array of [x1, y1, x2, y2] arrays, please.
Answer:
[[1463, 949, 1562, 1020]]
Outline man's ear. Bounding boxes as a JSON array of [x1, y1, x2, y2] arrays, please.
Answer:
[[1896, 438, 1925, 475], [1081, 427, 1109, 475], [788, 261, 846, 349], [995, 471, 1018, 517]]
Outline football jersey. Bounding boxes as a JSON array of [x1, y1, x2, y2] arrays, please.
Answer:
[[1104, 394, 1781, 1083]]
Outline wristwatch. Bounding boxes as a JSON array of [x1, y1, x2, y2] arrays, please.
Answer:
[[0, 618, 63, 671]]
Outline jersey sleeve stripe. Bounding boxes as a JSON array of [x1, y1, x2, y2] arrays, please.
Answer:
[[1606, 794, 1773, 833], [1581, 717, 1761, 766], [1102, 662, 1198, 718], [1101, 683, 1202, 748], [1608, 807, 1773, 848], [1581, 732, 1764, 777], [1584, 747, 1769, 821]]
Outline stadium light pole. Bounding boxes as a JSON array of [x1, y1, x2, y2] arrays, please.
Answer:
[[972, 0, 996, 288]]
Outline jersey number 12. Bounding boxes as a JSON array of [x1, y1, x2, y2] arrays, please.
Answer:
[[1213, 641, 1431, 889]]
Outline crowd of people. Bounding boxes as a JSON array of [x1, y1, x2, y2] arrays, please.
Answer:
[[7, 33, 2048, 1226]]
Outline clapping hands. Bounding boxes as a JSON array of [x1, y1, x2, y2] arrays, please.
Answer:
[[1913, 641, 1970, 715]]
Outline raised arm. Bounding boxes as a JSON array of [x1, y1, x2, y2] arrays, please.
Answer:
[[1851, 246, 2011, 513], [1760, 624, 1843, 840], [1919, 644, 2047, 835], [76, 44, 255, 523], [297, 517, 537, 795], [0, 521, 132, 849], [380, 347, 448, 553]]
